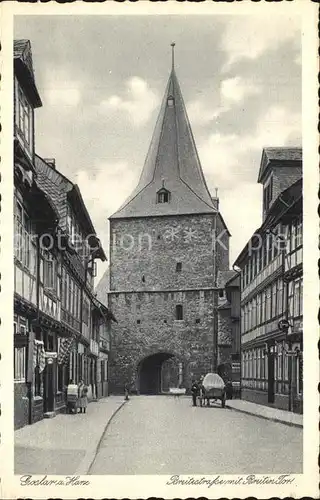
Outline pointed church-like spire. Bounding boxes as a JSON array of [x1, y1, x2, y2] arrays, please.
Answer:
[[110, 46, 217, 219]]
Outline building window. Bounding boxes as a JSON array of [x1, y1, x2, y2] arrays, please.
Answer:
[[14, 346, 26, 381], [263, 175, 273, 213], [66, 204, 83, 250], [265, 287, 271, 321], [296, 219, 302, 248], [43, 254, 57, 291], [288, 281, 294, 319], [262, 238, 267, 268], [252, 297, 257, 328], [83, 298, 90, 325], [157, 188, 170, 204], [267, 234, 273, 263], [261, 290, 266, 323], [176, 262, 182, 272], [175, 304, 183, 321], [277, 279, 284, 315], [14, 198, 31, 268], [18, 86, 32, 146], [271, 282, 277, 318], [293, 277, 303, 318]]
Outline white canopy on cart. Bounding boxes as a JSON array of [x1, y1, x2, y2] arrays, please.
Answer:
[[202, 373, 225, 391]]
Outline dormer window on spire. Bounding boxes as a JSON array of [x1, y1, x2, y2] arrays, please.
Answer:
[[167, 95, 174, 107], [157, 187, 171, 204]]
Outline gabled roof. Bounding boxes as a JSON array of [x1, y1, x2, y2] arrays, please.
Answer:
[[14, 39, 42, 108], [34, 155, 106, 260], [110, 69, 217, 219], [258, 147, 302, 183]]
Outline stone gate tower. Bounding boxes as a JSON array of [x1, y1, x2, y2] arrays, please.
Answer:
[[108, 50, 230, 394]]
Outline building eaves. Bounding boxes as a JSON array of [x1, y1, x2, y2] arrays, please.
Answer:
[[14, 39, 42, 108], [35, 155, 107, 261], [257, 147, 302, 183]]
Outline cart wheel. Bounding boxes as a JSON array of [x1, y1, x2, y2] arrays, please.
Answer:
[[222, 395, 226, 408]]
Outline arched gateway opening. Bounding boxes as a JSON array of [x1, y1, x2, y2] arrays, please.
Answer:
[[138, 352, 181, 395]]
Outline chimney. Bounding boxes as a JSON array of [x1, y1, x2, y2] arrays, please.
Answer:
[[211, 197, 219, 210], [44, 158, 56, 169]]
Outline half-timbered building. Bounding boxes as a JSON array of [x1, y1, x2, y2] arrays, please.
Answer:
[[234, 147, 302, 414], [14, 40, 113, 428]]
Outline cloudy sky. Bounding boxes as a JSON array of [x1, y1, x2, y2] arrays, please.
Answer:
[[15, 15, 301, 283]]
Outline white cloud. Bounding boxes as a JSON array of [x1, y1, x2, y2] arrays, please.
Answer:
[[220, 77, 261, 103], [251, 105, 302, 149], [220, 183, 262, 265], [198, 105, 301, 191], [43, 70, 82, 107], [221, 16, 301, 69], [187, 100, 222, 126], [74, 159, 139, 280], [187, 76, 261, 126], [100, 77, 159, 127]]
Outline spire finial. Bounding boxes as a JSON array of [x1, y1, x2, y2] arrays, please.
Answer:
[[171, 42, 175, 70]]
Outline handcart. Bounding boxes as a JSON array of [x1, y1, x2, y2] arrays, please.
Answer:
[[67, 384, 79, 414], [198, 373, 227, 408]]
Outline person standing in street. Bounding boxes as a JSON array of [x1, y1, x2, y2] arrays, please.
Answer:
[[191, 379, 199, 406], [78, 379, 88, 414], [124, 382, 130, 401]]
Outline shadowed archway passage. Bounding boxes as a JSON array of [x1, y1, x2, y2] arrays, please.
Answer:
[[138, 352, 179, 395]]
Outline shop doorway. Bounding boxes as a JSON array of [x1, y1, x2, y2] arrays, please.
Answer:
[[43, 362, 55, 413]]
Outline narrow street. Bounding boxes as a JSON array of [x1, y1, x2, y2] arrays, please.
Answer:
[[89, 396, 302, 475]]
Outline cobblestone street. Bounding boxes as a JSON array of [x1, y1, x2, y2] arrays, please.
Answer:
[[89, 396, 302, 475]]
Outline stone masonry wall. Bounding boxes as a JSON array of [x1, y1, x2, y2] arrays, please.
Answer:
[[217, 307, 233, 366], [109, 212, 230, 393], [110, 214, 218, 292], [108, 289, 216, 393]]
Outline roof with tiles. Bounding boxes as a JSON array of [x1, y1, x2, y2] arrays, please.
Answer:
[[14, 39, 34, 77], [34, 155, 107, 261], [264, 147, 302, 162], [95, 267, 110, 309], [258, 147, 302, 183], [14, 39, 42, 108], [110, 68, 217, 219], [34, 155, 71, 217], [216, 270, 238, 289]]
